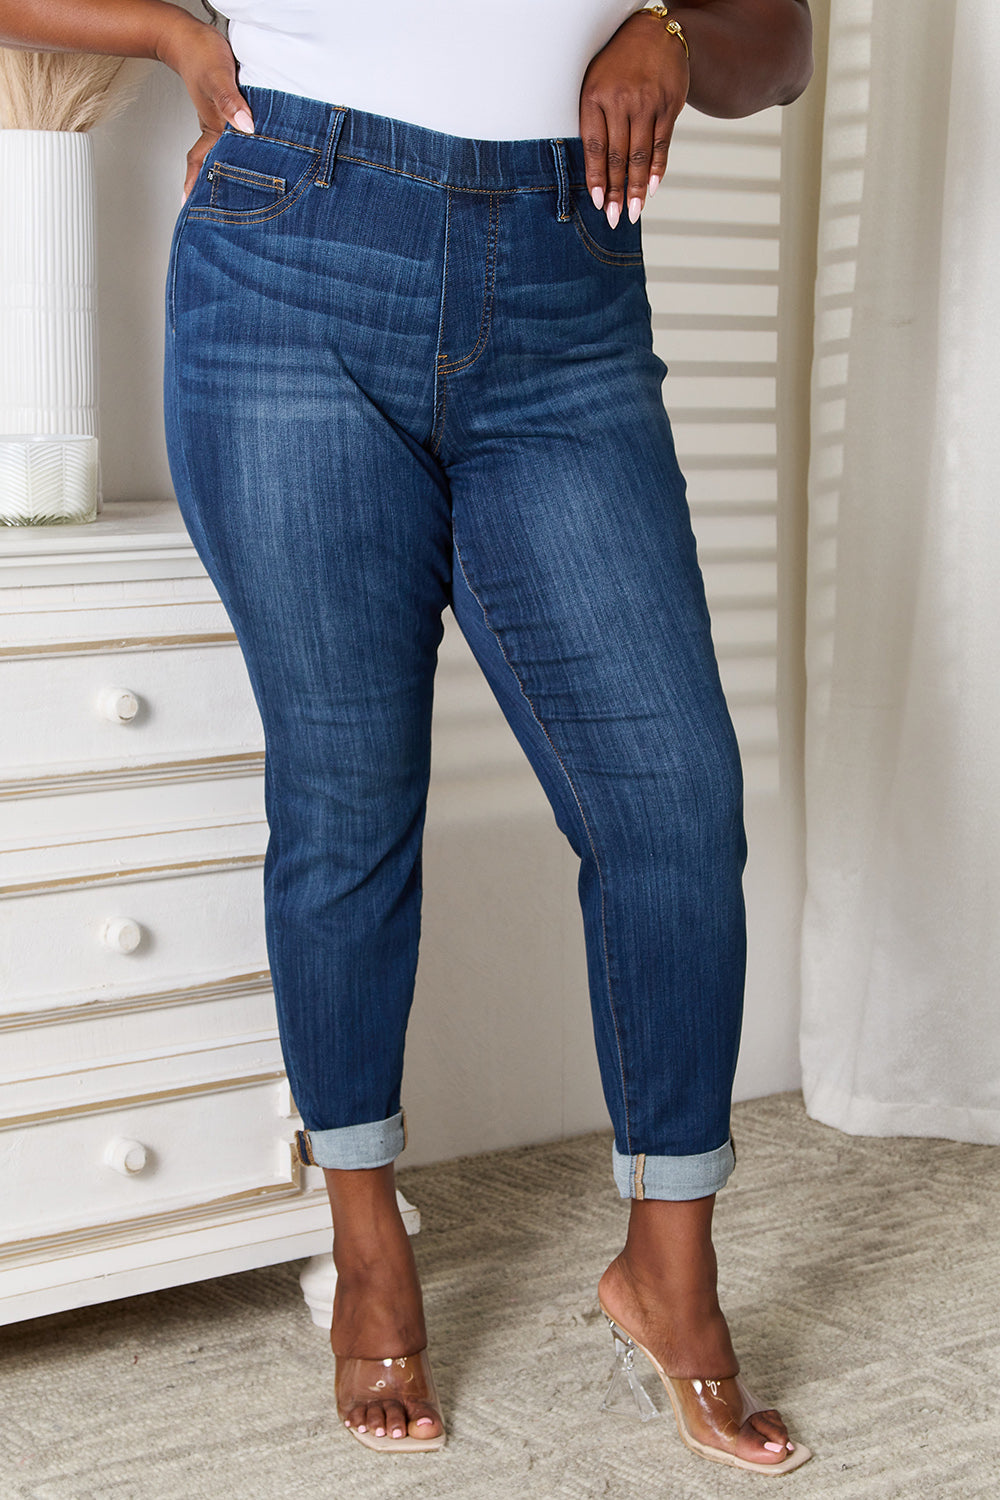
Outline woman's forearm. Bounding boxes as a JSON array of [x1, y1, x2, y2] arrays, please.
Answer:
[[0, 0, 203, 64], [582, 1, 813, 225], [660, 0, 813, 117], [1, 2, 253, 199]]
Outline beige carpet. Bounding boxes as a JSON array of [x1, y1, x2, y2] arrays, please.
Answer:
[[1, 1092, 997, 1499]]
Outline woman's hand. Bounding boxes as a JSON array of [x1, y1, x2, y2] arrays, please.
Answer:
[[0, 2, 257, 200], [154, 9, 254, 200], [580, 11, 689, 228], [580, 2, 813, 229]]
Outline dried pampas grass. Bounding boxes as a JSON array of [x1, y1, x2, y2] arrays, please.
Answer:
[[0, 49, 151, 132]]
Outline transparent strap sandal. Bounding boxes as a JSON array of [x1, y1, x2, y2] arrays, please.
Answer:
[[336, 1350, 446, 1453], [599, 1311, 812, 1475]]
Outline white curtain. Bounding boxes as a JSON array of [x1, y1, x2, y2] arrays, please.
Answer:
[[800, 0, 1000, 1141]]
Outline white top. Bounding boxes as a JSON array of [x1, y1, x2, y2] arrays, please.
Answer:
[[219, 2, 641, 140]]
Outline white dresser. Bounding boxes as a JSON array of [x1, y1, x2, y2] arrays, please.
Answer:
[[0, 500, 408, 1328]]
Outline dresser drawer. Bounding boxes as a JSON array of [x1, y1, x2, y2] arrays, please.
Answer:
[[1, 862, 268, 1008], [0, 639, 263, 782], [0, 1069, 301, 1251]]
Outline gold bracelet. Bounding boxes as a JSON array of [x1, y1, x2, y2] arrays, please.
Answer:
[[640, 5, 690, 60]]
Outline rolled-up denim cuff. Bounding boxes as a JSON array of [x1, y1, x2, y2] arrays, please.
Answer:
[[295, 1109, 406, 1170], [612, 1135, 735, 1201]]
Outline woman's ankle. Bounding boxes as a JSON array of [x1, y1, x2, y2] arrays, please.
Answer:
[[323, 1163, 403, 1237], [600, 1196, 741, 1378], [618, 1195, 720, 1286], [331, 1258, 428, 1355], [321, 1162, 430, 1355]]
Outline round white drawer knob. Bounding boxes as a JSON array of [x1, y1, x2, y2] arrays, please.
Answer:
[[97, 687, 140, 724], [101, 917, 142, 954], [104, 1138, 149, 1176]]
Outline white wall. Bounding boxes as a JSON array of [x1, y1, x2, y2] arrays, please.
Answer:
[[92, 54, 193, 504], [87, 33, 820, 1170]]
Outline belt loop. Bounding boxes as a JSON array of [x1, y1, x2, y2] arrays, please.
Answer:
[[315, 105, 347, 189], [550, 138, 571, 222]]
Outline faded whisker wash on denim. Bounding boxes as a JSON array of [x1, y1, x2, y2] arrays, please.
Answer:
[[164, 89, 745, 1200]]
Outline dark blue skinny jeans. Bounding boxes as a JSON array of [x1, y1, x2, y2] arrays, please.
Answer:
[[164, 89, 746, 1199]]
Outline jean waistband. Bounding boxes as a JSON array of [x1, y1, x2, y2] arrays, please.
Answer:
[[241, 87, 588, 196]]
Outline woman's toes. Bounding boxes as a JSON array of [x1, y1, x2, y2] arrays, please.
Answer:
[[364, 1401, 388, 1437], [745, 1409, 792, 1461], [342, 1401, 364, 1432], [752, 1408, 790, 1442], [343, 1395, 442, 1443], [382, 1399, 410, 1440], [409, 1402, 444, 1439]]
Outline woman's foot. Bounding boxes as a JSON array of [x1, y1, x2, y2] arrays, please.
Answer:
[[324, 1164, 445, 1444], [598, 1195, 794, 1467]]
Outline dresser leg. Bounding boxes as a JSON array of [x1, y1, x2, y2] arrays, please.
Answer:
[[299, 1252, 337, 1330], [298, 1190, 422, 1330]]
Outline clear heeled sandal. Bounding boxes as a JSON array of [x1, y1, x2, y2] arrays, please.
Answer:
[[336, 1349, 446, 1453], [599, 1310, 812, 1475]]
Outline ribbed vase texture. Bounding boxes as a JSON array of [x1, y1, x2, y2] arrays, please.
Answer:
[[0, 435, 98, 525], [0, 131, 99, 437]]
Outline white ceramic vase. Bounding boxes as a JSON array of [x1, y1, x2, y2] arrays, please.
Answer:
[[0, 129, 100, 523]]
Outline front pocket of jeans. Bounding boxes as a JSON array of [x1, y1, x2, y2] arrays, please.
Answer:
[[208, 161, 286, 211], [571, 195, 644, 267], [188, 132, 322, 225]]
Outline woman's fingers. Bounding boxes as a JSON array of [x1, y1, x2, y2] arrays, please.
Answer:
[[604, 111, 631, 229], [167, 19, 254, 201], [580, 96, 609, 212], [582, 102, 668, 228], [624, 114, 654, 224], [183, 127, 219, 202], [180, 72, 254, 202], [648, 114, 673, 199], [195, 61, 254, 137]]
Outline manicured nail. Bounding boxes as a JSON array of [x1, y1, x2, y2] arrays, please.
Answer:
[[591, 185, 605, 211], [416, 1418, 434, 1427], [628, 196, 642, 224], [606, 200, 620, 229], [233, 108, 254, 134], [787, 1441, 796, 1451], [356, 1425, 366, 1433], [375, 1427, 385, 1437], [344, 1420, 351, 1428], [392, 1428, 404, 1438], [764, 1441, 785, 1453], [648, 174, 660, 197]]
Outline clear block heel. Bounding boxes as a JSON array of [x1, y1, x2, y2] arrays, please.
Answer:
[[600, 1325, 661, 1421]]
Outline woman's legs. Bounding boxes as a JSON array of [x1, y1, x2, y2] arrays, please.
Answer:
[[324, 1165, 443, 1442], [165, 116, 454, 1435], [599, 1199, 793, 1463], [165, 91, 791, 1451], [449, 443, 791, 1459], [165, 107, 454, 1156], [166, 360, 451, 1439], [438, 188, 792, 1458]]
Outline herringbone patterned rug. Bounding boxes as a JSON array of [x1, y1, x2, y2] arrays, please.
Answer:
[[1, 1092, 997, 1498]]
